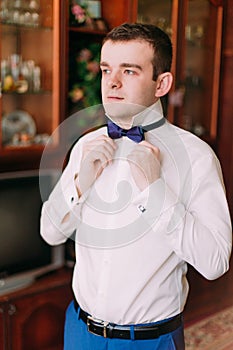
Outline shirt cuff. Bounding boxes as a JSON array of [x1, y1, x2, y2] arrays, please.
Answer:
[[47, 174, 89, 226]]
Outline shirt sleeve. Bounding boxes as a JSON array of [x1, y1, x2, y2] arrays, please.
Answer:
[[132, 152, 232, 281], [40, 140, 88, 245]]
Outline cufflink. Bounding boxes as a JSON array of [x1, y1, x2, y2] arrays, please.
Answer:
[[138, 204, 146, 213]]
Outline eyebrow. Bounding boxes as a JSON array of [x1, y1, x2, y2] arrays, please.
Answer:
[[100, 61, 142, 71]]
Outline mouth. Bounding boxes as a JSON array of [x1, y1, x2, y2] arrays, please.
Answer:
[[107, 96, 124, 102]]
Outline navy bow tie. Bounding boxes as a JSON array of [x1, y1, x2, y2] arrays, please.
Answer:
[[107, 122, 144, 143], [107, 117, 166, 143]]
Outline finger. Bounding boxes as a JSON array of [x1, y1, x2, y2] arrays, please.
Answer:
[[95, 141, 117, 164], [90, 135, 117, 151], [83, 136, 117, 162], [94, 149, 114, 167], [138, 140, 160, 158], [84, 135, 117, 157]]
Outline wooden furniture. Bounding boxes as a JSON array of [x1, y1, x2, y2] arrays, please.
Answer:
[[137, 0, 224, 147], [218, 0, 233, 217], [0, 268, 72, 350], [0, 0, 64, 172]]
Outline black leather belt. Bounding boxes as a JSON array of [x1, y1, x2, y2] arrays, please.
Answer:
[[75, 302, 182, 340]]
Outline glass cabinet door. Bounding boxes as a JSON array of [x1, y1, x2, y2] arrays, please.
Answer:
[[137, 0, 174, 118], [137, 0, 223, 145], [137, 0, 173, 36], [0, 0, 60, 154], [183, 0, 223, 141]]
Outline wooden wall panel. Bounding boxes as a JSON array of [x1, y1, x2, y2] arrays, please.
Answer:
[[217, 0, 233, 217], [102, 0, 137, 29]]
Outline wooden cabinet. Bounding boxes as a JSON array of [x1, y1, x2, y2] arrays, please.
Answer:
[[0, 305, 5, 350], [137, 0, 223, 147], [0, 0, 64, 172], [217, 0, 233, 217], [0, 268, 72, 350]]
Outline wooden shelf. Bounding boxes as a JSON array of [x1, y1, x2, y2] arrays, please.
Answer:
[[69, 26, 107, 36], [0, 0, 62, 172]]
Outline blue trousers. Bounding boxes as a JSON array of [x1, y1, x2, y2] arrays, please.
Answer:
[[64, 301, 185, 350]]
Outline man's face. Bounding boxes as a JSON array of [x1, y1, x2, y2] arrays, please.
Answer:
[[100, 40, 158, 125]]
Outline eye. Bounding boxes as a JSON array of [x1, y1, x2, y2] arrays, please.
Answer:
[[101, 68, 111, 74], [124, 69, 136, 75]]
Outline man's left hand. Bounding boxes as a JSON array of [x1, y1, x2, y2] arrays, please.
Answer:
[[127, 141, 161, 191]]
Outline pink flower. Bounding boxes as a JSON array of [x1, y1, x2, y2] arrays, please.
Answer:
[[71, 4, 86, 23], [78, 49, 92, 62], [69, 87, 84, 102], [87, 61, 100, 74]]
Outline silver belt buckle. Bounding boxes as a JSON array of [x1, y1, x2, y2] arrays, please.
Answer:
[[87, 315, 109, 338]]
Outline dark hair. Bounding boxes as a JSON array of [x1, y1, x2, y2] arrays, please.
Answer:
[[103, 23, 173, 81]]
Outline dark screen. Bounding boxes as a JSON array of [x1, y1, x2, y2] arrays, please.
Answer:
[[0, 174, 51, 277]]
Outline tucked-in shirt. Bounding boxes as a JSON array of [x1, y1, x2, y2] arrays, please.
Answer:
[[40, 100, 232, 325]]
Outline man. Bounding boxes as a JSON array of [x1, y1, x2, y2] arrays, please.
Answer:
[[40, 23, 232, 349]]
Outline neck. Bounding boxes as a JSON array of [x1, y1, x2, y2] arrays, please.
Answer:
[[112, 118, 133, 130], [105, 100, 163, 129]]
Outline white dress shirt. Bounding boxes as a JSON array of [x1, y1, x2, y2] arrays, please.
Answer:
[[40, 100, 232, 325]]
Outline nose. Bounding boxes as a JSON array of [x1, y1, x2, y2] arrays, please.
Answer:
[[107, 72, 122, 89]]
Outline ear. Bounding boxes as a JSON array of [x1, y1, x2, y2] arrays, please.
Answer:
[[154, 72, 173, 98]]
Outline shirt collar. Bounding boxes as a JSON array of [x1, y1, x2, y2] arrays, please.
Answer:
[[131, 100, 164, 127]]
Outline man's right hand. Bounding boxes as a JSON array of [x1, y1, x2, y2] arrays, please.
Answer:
[[76, 135, 117, 196]]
